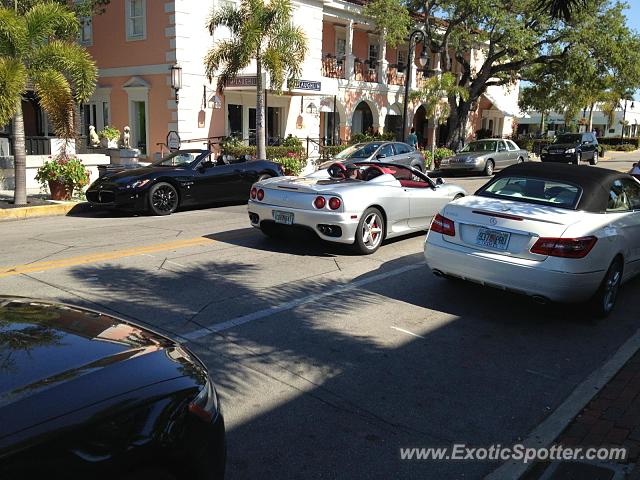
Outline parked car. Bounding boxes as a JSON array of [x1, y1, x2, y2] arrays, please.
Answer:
[[0, 296, 226, 480], [540, 132, 599, 165], [86, 149, 283, 215], [248, 162, 466, 254], [630, 162, 640, 180], [424, 162, 640, 317], [438, 139, 528, 176], [318, 141, 427, 172]]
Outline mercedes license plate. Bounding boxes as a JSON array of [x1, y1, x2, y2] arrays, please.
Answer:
[[476, 228, 510, 250], [273, 210, 294, 225]]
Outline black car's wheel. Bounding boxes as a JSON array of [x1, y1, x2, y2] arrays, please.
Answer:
[[574, 153, 581, 165], [353, 207, 385, 255], [148, 182, 179, 216], [590, 150, 598, 165], [483, 159, 494, 176], [590, 257, 623, 318]]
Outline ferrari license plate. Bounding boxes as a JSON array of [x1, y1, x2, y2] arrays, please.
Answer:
[[476, 228, 510, 250], [273, 210, 294, 225]]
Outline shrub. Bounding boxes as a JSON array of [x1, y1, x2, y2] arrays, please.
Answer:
[[221, 145, 307, 160], [35, 155, 90, 197], [281, 135, 303, 148], [349, 132, 395, 144], [320, 144, 349, 160], [272, 156, 305, 175], [475, 128, 493, 140], [597, 137, 640, 148], [607, 144, 636, 152], [423, 147, 455, 169], [98, 126, 120, 141]]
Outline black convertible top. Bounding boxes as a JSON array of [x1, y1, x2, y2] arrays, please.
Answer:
[[488, 162, 632, 212]]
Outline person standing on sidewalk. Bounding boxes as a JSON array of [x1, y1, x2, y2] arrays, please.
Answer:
[[407, 128, 418, 149]]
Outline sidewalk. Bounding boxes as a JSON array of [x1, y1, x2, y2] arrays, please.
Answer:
[[0, 190, 88, 220], [524, 350, 640, 479]]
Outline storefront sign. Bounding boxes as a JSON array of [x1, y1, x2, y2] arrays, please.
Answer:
[[288, 79, 321, 91], [226, 76, 258, 89]]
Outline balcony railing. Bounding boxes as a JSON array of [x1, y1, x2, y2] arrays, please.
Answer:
[[387, 65, 406, 86], [354, 60, 378, 83], [321, 55, 345, 79]]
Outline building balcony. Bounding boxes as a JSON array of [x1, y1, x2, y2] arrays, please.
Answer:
[[321, 55, 345, 79], [353, 60, 378, 83], [386, 65, 406, 86]]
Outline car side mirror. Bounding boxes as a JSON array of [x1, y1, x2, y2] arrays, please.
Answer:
[[435, 177, 444, 185], [198, 161, 214, 171], [376, 154, 387, 159]]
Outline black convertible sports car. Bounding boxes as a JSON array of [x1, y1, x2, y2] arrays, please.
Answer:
[[86, 149, 283, 215], [0, 297, 226, 480]]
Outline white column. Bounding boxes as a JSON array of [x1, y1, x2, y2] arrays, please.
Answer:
[[345, 20, 354, 82], [378, 33, 387, 85]]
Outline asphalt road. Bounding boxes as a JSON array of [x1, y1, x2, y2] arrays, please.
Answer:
[[1, 169, 639, 479]]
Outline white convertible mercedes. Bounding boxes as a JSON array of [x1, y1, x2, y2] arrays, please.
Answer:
[[424, 162, 640, 317], [248, 162, 466, 254]]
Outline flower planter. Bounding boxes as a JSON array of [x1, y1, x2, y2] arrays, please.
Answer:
[[48, 180, 71, 201], [100, 138, 118, 149]]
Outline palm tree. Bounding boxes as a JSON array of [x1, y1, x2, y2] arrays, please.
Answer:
[[0, 3, 96, 206], [536, 0, 587, 21], [205, 0, 307, 160], [409, 72, 468, 158]]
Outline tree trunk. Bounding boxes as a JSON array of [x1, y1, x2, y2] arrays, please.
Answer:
[[446, 99, 471, 151], [588, 103, 595, 133], [255, 54, 266, 160], [12, 100, 27, 206]]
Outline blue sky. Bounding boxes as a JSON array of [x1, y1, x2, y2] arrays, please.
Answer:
[[624, 0, 640, 33]]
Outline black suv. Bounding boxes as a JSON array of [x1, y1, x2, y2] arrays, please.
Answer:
[[540, 132, 599, 165]]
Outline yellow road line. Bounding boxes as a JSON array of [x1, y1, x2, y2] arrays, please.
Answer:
[[0, 237, 216, 279]]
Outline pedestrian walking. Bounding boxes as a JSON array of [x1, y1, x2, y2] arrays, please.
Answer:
[[407, 127, 418, 148]]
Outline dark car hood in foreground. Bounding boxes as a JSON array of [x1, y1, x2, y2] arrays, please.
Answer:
[[0, 297, 206, 443]]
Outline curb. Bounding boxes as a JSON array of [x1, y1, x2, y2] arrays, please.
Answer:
[[485, 327, 640, 480], [0, 201, 88, 221]]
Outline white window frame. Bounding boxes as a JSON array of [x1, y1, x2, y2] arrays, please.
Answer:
[[396, 49, 408, 74], [123, 77, 150, 157], [126, 0, 146, 41], [368, 39, 379, 69]]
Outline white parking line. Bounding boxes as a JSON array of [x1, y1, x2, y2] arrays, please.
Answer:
[[390, 326, 426, 339], [182, 263, 423, 341]]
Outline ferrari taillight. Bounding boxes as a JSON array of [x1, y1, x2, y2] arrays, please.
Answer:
[[257, 189, 264, 201], [328, 197, 341, 210], [250, 187, 257, 199]]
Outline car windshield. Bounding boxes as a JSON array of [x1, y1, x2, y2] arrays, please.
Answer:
[[460, 141, 497, 152], [335, 143, 382, 159], [478, 176, 582, 209], [555, 134, 582, 144], [153, 151, 203, 167]]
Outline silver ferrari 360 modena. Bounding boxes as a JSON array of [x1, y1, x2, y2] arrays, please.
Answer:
[[247, 162, 467, 254]]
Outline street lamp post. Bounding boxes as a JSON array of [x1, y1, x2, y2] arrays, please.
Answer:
[[621, 98, 634, 144], [401, 30, 429, 142]]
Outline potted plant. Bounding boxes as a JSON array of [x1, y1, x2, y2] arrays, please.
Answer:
[[35, 155, 90, 200], [98, 126, 120, 148]]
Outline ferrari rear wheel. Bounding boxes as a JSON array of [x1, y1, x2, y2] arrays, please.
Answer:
[[149, 182, 179, 216], [353, 207, 385, 255]]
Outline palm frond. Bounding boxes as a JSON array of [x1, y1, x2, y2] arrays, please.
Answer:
[[24, 2, 79, 44], [0, 8, 27, 57], [204, 39, 252, 90], [0, 57, 27, 126], [29, 40, 97, 102], [32, 69, 75, 140], [267, 22, 307, 89], [207, 4, 244, 35]]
